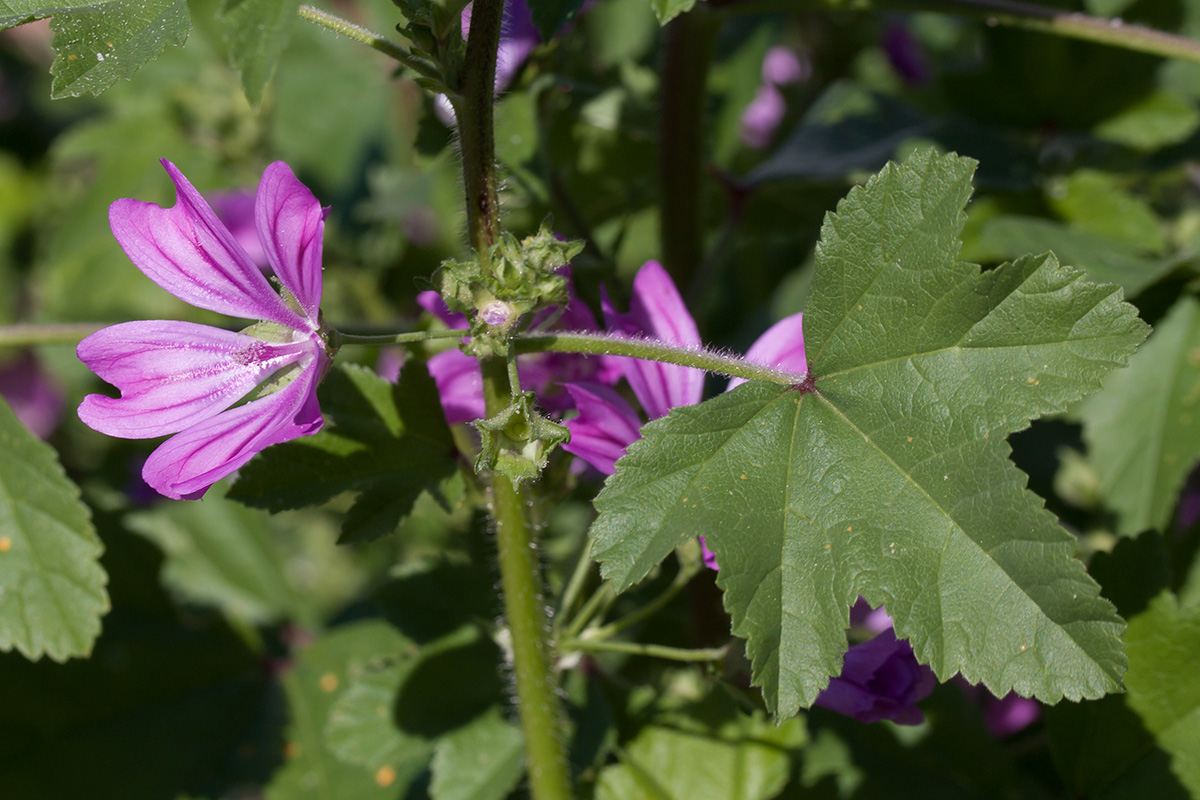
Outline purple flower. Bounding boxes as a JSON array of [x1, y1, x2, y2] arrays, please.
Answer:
[[761, 46, 807, 86], [882, 22, 930, 85], [436, 0, 542, 126], [740, 47, 809, 149], [956, 681, 1041, 737], [0, 351, 64, 439], [563, 261, 806, 475], [814, 626, 937, 725], [210, 189, 269, 269], [77, 160, 331, 500]]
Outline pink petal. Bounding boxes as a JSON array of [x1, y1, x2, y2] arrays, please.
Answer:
[[562, 382, 644, 474], [427, 348, 485, 424], [109, 160, 303, 328], [728, 312, 807, 391], [603, 261, 704, 420], [77, 321, 311, 439], [418, 290, 468, 328], [209, 190, 268, 269], [255, 162, 325, 322], [141, 359, 324, 500]]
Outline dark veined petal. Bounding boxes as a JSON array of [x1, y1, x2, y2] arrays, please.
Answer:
[[813, 629, 936, 725], [141, 356, 325, 500], [77, 320, 311, 439], [109, 160, 304, 328], [727, 312, 807, 391], [561, 382, 644, 475], [256, 162, 325, 323], [603, 261, 704, 420]]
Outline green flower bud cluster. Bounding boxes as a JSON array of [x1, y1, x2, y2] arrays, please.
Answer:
[[435, 223, 585, 350], [475, 391, 571, 487]]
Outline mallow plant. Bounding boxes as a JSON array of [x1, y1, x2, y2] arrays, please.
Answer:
[[1, 0, 1199, 797]]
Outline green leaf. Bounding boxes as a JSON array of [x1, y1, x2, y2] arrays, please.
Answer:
[[1045, 592, 1200, 800], [1094, 89, 1200, 151], [125, 483, 310, 626], [1124, 593, 1200, 795], [0, 0, 191, 98], [229, 362, 459, 543], [590, 150, 1148, 719], [429, 708, 524, 800], [218, 0, 300, 106], [326, 626, 506, 777], [1081, 297, 1200, 536], [649, 0, 697, 24], [972, 215, 1173, 298], [0, 398, 107, 661], [1047, 170, 1165, 255], [594, 693, 804, 800], [0, 527, 273, 798], [267, 621, 411, 800]]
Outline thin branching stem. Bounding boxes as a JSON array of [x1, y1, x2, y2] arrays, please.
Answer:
[[297, 5, 442, 79]]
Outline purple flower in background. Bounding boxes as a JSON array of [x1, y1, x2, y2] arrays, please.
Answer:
[[761, 46, 807, 85], [436, 0, 542, 125], [77, 160, 332, 500], [815, 626, 937, 725], [957, 680, 1041, 737], [740, 46, 809, 149], [0, 351, 64, 439], [984, 693, 1041, 737], [882, 22, 930, 85], [210, 189, 269, 269]]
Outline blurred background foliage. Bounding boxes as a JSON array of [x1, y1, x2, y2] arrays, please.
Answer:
[[2, 0, 1200, 796]]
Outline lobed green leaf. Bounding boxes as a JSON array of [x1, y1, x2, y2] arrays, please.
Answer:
[[0, 398, 108, 661], [590, 150, 1149, 719], [0, 0, 191, 98]]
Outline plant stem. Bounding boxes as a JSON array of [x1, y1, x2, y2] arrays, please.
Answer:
[[457, 2, 572, 797], [482, 361, 574, 800], [562, 637, 729, 663], [563, 583, 616, 640], [514, 330, 806, 385], [659, 10, 720, 291], [333, 328, 466, 346], [556, 538, 595, 632], [296, 5, 441, 79], [0, 323, 103, 347], [452, 0, 505, 263], [588, 563, 701, 642], [719, 0, 1200, 65]]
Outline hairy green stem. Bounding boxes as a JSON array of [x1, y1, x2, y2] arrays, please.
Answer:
[[659, 10, 720, 291], [562, 637, 729, 663], [332, 328, 466, 346], [720, 0, 1200, 64], [297, 5, 441, 78], [0, 323, 103, 347], [457, 1, 572, 797], [452, 0, 505, 263], [482, 359, 574, 800], [515, 331, 806, 385]]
